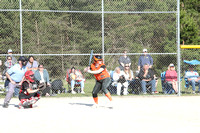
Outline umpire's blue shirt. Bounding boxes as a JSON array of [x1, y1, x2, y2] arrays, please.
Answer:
[[138, 55, 153, 68], [7, 64, 27, 82]]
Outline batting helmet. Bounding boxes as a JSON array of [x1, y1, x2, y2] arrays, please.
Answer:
[[94, 55, 102, 63], [25, 70, 35, 83]]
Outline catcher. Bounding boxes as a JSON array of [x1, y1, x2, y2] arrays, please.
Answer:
[[18, 70, 41, 109], [84, 55, 112, 108]]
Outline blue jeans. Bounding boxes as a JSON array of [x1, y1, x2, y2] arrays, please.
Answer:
[[189, 80, 200, 91], [141, 80, 156, 93], [71, 80, 84, 89]]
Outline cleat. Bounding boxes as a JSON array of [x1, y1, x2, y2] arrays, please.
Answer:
[[71, 90, 76, 94], [3, 103, 9, 108], [92, 103, 99, 108]]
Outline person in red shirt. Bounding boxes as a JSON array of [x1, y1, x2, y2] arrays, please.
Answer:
[[165, 63, 178, 93], [84, 55, 112, 108]]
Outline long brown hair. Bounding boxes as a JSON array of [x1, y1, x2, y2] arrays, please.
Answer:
[[124, 64, 132, 79]]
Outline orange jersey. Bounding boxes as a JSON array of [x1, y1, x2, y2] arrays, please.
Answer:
[[90, 63, 110, 81]]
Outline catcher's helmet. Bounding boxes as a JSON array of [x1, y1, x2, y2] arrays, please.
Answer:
[[94, 55, 102, 63], [25, 70, 34, 83]]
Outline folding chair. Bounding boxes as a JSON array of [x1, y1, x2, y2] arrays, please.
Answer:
[[161, 71, 174, 94], [108, 71, 117, 94], [66, 69, 85, 93], [184, 71, 199, 94]]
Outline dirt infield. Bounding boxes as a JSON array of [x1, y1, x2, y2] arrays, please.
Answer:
[[1, 96, 200, 133]]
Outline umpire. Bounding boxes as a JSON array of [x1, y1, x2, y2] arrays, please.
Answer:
[[3, 56, 27, 108]]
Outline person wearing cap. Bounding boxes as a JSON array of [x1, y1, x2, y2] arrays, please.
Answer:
[[84, 55, 113, 108], [165, 63, 178, 93], [118, 50, 131, 70], [6, 49, 17, 64], [3, 56, 27, 108], [138, 49, 153, 71], [185, 65, 200, 94]]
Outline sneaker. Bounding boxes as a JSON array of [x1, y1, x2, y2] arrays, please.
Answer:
[[45, 93, 50, 97], [92, 103, 99, 108], [192, 91, 196, 94], [154, 91, 159, 94], [81, 91, 85, 94], [71, 90, 76, 94], [3, 102, 9, 108]]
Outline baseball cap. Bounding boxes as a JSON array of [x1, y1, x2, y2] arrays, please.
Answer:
[[18, 56, 27, 62], [8, 49, 12, 53], [169, 63, 175, 67], [143, 49, 147, 52]]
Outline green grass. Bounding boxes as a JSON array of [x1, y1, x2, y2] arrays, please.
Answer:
[[0, 78, 199, 98]]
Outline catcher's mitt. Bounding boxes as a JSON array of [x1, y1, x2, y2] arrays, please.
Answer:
[[38, 83, 46, 91]]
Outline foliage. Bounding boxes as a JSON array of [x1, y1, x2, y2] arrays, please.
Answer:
[[0, 0, 199, 78]]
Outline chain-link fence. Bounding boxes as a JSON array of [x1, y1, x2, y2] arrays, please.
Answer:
[[0, 0, 186, 97]]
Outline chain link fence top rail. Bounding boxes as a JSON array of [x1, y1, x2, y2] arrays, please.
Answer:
[[0, 0, 182, 96]]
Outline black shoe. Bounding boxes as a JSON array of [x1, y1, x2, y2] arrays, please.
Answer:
[[3, 103, 9, 108]]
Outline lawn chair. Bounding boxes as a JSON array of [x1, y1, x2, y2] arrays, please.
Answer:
[[66, 69, 85, 93], [183, 60, 200, 94], [184, 70, 200, 94], [161, 71, 174, 94], [108, 70, 117, 94]]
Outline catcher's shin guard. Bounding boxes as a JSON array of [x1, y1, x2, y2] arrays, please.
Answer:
[[19, 99, 30, 109]]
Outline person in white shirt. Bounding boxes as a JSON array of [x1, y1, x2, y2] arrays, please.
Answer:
[[113, 67, 128, 95], [185, 65, 200, 94]]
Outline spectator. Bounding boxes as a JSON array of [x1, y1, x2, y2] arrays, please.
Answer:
[[138, 49, 153, 71], [118, 50, 131, 70], [0, 59, 2, 80], [3, 56, 15, 89], [185, 65, 200, 94], [34, 64, 51, 97], [123, 64, 134, 82], [138, 64, 157, 94], [3, 56, 27, 108], [70, 67, 85, 94], [26, 56, 38, 72], [6, 49, 17, 64], [113, 67, 128, 95], [165, 63, 178, 93], [123, 64, 135, 91]]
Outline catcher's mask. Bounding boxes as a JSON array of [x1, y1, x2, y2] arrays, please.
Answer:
[[25, 70, 35, 83], [18, 56, 27, 66], [94, 55, 103, 64]]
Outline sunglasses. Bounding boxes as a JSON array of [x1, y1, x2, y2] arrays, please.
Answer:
[[30, 75, 34, 77], [125, 66, 129, 67]]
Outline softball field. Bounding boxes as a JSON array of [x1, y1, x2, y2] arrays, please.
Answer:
[[1, 96, 200, 133]]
